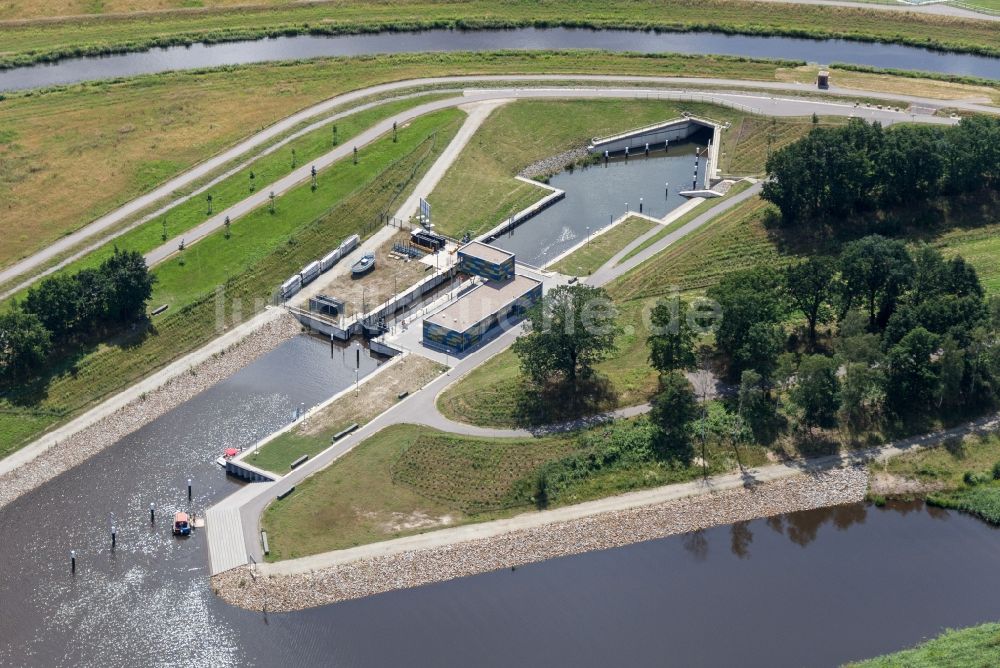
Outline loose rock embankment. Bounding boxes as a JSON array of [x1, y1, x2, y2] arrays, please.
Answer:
[[0, 314, 302, 510], [214, 465, 867, 612], [519, 146, 591, 180]]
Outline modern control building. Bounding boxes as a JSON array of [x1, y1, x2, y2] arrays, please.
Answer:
[[423, 274, 542, 353], [457, 241, 515, 282]]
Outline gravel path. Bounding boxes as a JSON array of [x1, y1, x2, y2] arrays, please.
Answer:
[[214, 466, 867, 612], [0, 314, 301, 510]]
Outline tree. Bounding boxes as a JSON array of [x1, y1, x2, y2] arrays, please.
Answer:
[[707, 266, 784, 378], [784, 257, 834, 349], [512, 284, 621, 386], [838, 363, 885, 435], [647, 297, 696, 373], [937, 336, 965, 410], [0, 310, 51, 381], [739, 322, 784, 381], [649, 371, 698, 459], [886, 326, 939, 415], [100, 248, 155, 323], [739, 369, 777, 443], [22, 274, 82, 341], [839, 235, 913, 329], [790, 354, 840, 429]]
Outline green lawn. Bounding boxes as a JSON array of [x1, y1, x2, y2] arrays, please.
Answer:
[[250, 355, 444, 474], [609, 195, 789, 302], [846, 622, 1000, 667], [550, 216, 658, 276], [437, 297, 660, 427], [4, 0, 999, 67], [429, 99, 749, 239], [2, 93, 453, 306], [0, 109, 463, 460], [619, 181, 754, 263], [262, 418, 766, 560]]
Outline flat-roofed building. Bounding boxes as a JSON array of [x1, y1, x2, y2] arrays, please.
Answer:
[[423, 274, 542, 353], [457, 241, 515, 282]]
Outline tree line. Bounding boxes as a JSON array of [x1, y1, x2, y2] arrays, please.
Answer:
[[0, 249, 155, 383], [512, 235, 999, 466], [762, 117, 1000, 224]]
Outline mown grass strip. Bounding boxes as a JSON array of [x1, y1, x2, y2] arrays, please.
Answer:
[[0, 108, 463, 458]]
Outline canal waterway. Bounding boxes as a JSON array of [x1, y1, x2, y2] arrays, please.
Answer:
[[0, 334, 379, 667], [2, 27, 999, 92], [491, 129, 711, 267]]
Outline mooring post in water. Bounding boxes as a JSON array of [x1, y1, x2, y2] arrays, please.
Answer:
[[645, 143, 649, 156], [639, 197, 643, 214], [624, 146, 629, 161], [604, 150, 608, 165], [149, 502, 155, 524], [111, 526, 116, 550], [665, 139, 669, 152], [356, 348, 360, 369], [665, 182, 669, 197], [70, 550, 76, 574], [625, 201, 629, 213], [187, 478, 192, 501]]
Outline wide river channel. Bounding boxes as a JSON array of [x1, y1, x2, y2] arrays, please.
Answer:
[[1, 27, 999, 91]]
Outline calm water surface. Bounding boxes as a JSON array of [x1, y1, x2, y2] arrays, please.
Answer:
[[1, 27, 999, 91], [492, 129, 711, 266]]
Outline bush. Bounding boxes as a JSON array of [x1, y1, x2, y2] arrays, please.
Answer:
[[992, 462, 1000, 481]]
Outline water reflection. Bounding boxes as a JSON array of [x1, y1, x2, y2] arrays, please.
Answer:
[[3, 27, 1000, 92], [492, 131, 711, 266], [766, 501, 869, 547]]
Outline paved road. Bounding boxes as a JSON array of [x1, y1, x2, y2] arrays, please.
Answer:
[[5, 72, 994, 298]]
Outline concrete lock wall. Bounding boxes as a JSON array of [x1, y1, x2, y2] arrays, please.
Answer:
[[588, 117, 716, 156]]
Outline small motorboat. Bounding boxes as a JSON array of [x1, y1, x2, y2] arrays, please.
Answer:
[[351, 252, 376, 277], [173, 512, 192, 537]]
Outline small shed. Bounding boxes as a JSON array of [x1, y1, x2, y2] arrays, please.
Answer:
[[817, 70, 830, 90]]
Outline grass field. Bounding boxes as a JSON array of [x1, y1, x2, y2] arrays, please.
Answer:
[[550, 215, 658, 276], [430, 99, 753, 238], [618, 181, 754, 263], [3, 0, 999, 66], [0, 109, 463, 459], [250, 355, 444, 474], [847, 622, 1000, 667], [0, 93, 451, 296], [0, 51, 795, 275], [608, 195, 788, 301], [262, 419, 766, 560]]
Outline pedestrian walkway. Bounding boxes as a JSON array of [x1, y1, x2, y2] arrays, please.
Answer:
[[206, 482, 272, 575]]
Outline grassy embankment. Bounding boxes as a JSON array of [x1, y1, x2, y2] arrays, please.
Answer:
[[873, 432, 1000, 524], [0, 51, 801, 275], [429, 97, 771, 239], [4, 0, 1000, 67], [550, 216, 658, 276], [0, 108, 464, 459], [250, 355, 445, 474], [0, 92, 452, 297], [846, 622, 1000, 667], [619, 179, 755, 262], [262, 419, 767, 559], [433, 103, 840, 427], [437, 96, 1000, 428]]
